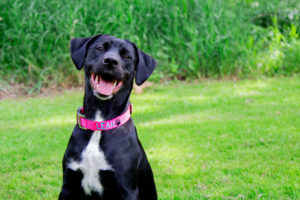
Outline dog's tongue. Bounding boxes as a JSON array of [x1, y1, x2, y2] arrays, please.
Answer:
[[91, 73, 123, 96], [96, 78, 115, 96]]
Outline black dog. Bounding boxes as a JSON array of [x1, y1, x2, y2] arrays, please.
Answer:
[[58, 34, 157, 200]]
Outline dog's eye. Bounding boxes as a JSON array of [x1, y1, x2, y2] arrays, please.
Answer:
[[96, 46, 104, 52], [123, 53, 131, 59]]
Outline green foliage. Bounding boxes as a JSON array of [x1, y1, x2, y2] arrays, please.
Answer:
[[247, 15, 300, 75], [0, 77, 300, 199], [0, 0, 300, 88]]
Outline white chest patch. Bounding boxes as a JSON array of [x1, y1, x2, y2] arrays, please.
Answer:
[[68, 110, 112, 196]]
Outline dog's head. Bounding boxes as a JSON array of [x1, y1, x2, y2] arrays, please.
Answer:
[[70, 34, 156, 100]]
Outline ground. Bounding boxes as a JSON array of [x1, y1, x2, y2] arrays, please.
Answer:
[[0, 77, 299, 199]]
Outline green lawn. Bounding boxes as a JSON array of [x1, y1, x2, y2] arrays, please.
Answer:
[[0, 77, 299, 199]]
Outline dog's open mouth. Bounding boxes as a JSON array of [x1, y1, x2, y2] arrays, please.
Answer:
[[90, 72, 123, 99]]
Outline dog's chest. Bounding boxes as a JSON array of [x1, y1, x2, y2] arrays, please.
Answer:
[[68, 111, 112, 196]]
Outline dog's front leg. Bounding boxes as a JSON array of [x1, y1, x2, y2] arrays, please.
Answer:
[[58, 168, 85, 200]]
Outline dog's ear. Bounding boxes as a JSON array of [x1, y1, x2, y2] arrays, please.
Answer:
[[70, 34, 102, 70], [132, 43, 156, 86]]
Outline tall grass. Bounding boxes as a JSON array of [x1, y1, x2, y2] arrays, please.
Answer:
[[0, 0, 300, 90]]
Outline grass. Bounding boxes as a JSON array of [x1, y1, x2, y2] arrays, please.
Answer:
[[0, 77, 299, 199], [1, 0, 300, 89]]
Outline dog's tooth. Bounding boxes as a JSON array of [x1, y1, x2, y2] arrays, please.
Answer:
[[91, 73, 95, 81], [114, 81, 117, 86], [97, 75, 101, 84]]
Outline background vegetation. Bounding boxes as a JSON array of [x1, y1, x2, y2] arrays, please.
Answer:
[[0, 0, 300, 91]]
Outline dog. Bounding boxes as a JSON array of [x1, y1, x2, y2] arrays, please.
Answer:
[[58, 34, 157, 200]]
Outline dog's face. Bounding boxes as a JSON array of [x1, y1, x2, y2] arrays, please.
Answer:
[[84, 35, 136, 100], [70, 34, 156, 100]]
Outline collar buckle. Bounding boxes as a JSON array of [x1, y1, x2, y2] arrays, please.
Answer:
[[77, 107, 87, 130]]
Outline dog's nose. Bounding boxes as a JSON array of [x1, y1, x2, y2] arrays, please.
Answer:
[[103, 57, 119, 67]]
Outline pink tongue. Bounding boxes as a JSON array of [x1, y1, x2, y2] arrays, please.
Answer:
[[96, 79, 115, 96]]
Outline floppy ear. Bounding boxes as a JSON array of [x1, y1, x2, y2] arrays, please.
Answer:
[[70, 34, 102, 70], [133, 44, 156, 86]]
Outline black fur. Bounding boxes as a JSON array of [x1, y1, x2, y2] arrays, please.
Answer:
[[58, 34, 157, 200]]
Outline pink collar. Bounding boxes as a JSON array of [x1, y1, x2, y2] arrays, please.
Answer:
[[77, 104, 132, 131]]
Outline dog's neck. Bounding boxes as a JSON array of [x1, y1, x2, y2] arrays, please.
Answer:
[[82, 80, 133, 121]]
